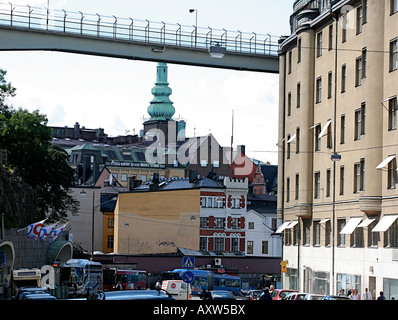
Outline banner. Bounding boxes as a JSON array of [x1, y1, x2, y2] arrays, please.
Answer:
[[39, 223, 57, 241], [26, 219, 46, 240], [49, 224, 66, 243]]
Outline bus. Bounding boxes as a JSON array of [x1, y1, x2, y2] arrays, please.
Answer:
[[59, 259, 103, 297], [10, 268, 41, 296], [160, 269, 241, 296], [103, 267, 147, 291]]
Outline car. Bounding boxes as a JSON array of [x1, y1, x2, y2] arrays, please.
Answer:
[[15, 287, 49, 300], [284, 292, 308, 300], [304, 294, 325, 300], [271, 289, 298, 300], [20, 293, 57, 300], [244, 289, 262, 300], [88, 289, 175, 300], [201, 290, 236, 300], [322, 295, 350, 300]]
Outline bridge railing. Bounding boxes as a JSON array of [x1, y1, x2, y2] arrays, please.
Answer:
[[0, 2, 279, 57]]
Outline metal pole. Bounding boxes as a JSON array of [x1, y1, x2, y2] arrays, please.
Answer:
[[91, 191, 95, 260]]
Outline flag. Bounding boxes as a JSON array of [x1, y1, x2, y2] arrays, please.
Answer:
[[26, 219, 46, 240], [49, 224, 66, 243], [39, 223, 57, 241]]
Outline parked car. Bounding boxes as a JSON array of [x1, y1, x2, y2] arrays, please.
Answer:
[[15, 287, 49, 300], [284, 292, 308, 300], [304, 294, 325, 300], [322, 295, 350, 300], [271, 289, 298, 300], [88, 289, 174, 300], [21, 293, 56, 300], [202, 290, 236, 300], [244, 289, 262, 300]]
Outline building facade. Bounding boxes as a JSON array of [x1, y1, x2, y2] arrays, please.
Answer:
[[278, 0, 398, 298]]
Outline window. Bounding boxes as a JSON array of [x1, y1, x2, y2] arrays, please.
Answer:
[[296, 127, 300, 153], [326, 169, 331, 197], [363, 0, 368, 24], [286, 177, 290, 202], [351, 227, 364, 247], [108, 217, 114, 228], [325, 220, 331, 246], [317, 31, 323, 57], [303, 220, 311, 246], [248, 222, 254, 229], [390, 39, 398, 71], [316, 77, 322, 103], [200, 237, 207, 251], [314, 171, 321, 199], [368, 218, 380, 247], [298, 38, 302, 63], [341, 64, 346, 93], [295, 173, 300, 200], [288, 51, 292, 74], [355, 104, 366, 140], [315, 124, 321, 151], [385, 219, 398, 248], [231, 218, 240, 229], [287, 92, 292, 116], [391, 0, 398, 14], [342, 14, 347, 42], [340, 114, 346, 144], [328, 24, 333, 51], [215, 218, 225, 228], [107, 235, 114, 249], [121, 173, 127, 182], [201, 197, 206, 207], [356, 5, 363, 34], [201, 160, 207, 167], [247, 241, 254, 254], [388, 157, 397, 189], [327, 120, 332, 149], [355, 56, 362, 86], [214, 237, 225, 251], [354, 162, 361, 193], [297, 82, 301, 108], [200, 217, 208, 228], [328, 71, 333, 99], [340, 166, 345, 195], [262, 241, 269, 254], [338, 219, 346, 246], [313, 221, 321, 246], [389, 97, 398, 130], [287, 134, 291, 159], [362, 48, 367, 78], [360, 158, 365, 191], [231, 238, 239, 252]]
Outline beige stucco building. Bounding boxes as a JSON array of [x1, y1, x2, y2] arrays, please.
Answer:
[[113, 189, 200, 254], [278, 0, 398, 298]]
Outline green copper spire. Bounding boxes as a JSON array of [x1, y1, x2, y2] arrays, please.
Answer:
[[147, 63, 175, 121]]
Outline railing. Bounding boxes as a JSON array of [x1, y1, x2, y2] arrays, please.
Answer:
[[0, 2, 279, 57]]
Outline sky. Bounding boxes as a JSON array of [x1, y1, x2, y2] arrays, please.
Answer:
[[0, 0, 292, 165]]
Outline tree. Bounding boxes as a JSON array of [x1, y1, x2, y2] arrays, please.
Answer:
[[0, 68, 78, 224]]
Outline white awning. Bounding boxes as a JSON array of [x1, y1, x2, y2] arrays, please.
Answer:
[[318, 120, 332, 138], [285, 221, 298, 229], [376, 155, 396, 169], [372, 215, 398, 232], [275, 221, 291, 234], [287, 134, 296, 144], [319, 218, 330, 224], [357, 217, 376, 228], [340, 217, 363, 235]]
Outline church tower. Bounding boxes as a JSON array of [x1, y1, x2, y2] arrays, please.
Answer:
[[143, 63, 185, 146]]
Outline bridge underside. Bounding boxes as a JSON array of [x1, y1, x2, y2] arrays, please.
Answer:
[[0, 26, 279, 73]]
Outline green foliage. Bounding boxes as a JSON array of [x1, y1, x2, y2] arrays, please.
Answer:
[[0, 68, 78, 223]]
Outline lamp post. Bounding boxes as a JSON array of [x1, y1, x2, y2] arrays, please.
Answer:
[[189, 9, 197, 46]]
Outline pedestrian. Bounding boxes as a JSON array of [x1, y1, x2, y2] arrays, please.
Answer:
[[116, 281, 122, 290], [269, 285, 274, 294], [259, 287, 272, 300], [339, 289, 345, 296], [361, 288, 372, 300], [349, 288, 360, 300], [2, 279, 10, 300], [72, 281, 78, 297], [377, 291, 386, 300]]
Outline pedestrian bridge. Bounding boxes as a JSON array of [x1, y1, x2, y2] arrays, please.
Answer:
[[0, 3, 280, 73]]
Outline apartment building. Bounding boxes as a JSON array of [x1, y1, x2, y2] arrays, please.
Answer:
[[278, 0, 398, 298]]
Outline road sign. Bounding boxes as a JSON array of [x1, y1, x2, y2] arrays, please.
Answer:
[[182, 256, 195, 268], [182, 271, 195, 284], [281, 260, 287, 273]]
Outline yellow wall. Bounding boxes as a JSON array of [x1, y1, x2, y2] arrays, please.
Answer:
[[114, 189, 200, 254]]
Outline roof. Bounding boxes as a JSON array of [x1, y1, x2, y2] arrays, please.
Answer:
[[134, 176, 224, 192]]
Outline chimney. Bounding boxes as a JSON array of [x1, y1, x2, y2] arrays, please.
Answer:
[[238, 145, 245, 155], [74, 122, 81, 139]]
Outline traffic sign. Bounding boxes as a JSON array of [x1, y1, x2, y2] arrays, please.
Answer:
[[182, 256, 195, 268], [182, 271, 195, 284], [281, 260, 287, 273]]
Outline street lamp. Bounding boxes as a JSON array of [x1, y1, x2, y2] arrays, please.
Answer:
[[189, 9, 197, 46]]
